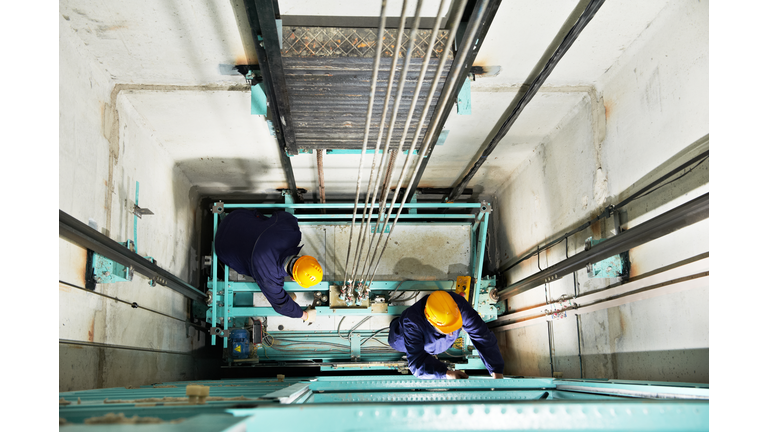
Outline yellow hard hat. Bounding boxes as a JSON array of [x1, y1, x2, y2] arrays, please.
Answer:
[[424, 291, 463, 333], [292, 255, 323, 288]]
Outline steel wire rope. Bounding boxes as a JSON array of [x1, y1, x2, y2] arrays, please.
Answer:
[[343, 0, 389, 286], [360, 0, 451, 288], [365, 0, 481, 284], [349, 0, 411, 287], [354, 0, 423, 286]]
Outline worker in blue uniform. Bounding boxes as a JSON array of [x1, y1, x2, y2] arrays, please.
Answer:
[[388, 290, 505, 379], [214, 208, 323, 322]]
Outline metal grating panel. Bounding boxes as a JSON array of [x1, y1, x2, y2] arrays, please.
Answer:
[[279, 26, 454, 151], [283, 57, 451, 150]]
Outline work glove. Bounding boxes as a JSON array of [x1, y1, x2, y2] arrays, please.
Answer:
[[303, 308, 317, 325], [445, 370, 468, 379]]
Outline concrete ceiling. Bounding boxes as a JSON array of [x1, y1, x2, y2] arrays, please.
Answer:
[[60, 0, 674, 199]]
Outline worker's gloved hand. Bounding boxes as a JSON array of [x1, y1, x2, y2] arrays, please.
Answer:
[[445, 370, 468, 380], [492, 372, 504, 379], [302, 308, 316, 325]]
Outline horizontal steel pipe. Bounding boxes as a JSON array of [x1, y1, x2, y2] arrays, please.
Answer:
[[59, 210, 206, 302], [498, 193, 709, 298]]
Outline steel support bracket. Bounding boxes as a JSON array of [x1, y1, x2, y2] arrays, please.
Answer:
[[131, 204, 154, 219], [585, 237, 628, 279], [212, 201, 225, 214], [473, 277, 498, 322]]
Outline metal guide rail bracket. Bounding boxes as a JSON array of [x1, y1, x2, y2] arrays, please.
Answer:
[[60, 210, 205, 301]]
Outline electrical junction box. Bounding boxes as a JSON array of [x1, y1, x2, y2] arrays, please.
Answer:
[[455, 276, 471, 300], [230, 329, 250, 360]]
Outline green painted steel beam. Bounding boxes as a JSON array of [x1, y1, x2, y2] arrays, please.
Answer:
[[326, 149, 419, 155], [223, 203, 483, 209], [211, 280, 455, 293], [297, 221, 472, 226], [211, 212, 219, 344], [310, 390, 551, 403], [229, 305, 408, 318], [210, 281, 330, 292], [308, 377, 556, 392], [226, 401, 709, 431], [282, 213, 476, 219]]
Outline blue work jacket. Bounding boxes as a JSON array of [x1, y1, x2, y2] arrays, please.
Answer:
[[388, 291, 504, 379], [214, 209, 303, 318]]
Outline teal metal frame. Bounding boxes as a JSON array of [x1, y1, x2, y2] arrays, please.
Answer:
[[206, 199, 496, 370], [59, 375, 710, 430]]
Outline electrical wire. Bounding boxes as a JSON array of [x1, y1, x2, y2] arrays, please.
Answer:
[[361, 327, 390, 346], [336, 316, 373, 340], [390, 291, 420, 303], [388, 280, 409, 300]]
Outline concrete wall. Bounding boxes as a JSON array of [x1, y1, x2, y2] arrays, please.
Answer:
[[59, 17, 211, 392], [489, 0, 709, 382]]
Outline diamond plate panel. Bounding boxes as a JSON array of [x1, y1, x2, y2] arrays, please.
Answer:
[[283, 27, 453, 59]]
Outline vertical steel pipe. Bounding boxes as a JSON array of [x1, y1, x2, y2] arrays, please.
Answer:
[[223, 264, 230, 349], [317, 149, 326, 205], [474, 211, 489, 282], [211, 212, 219, 344]]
